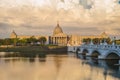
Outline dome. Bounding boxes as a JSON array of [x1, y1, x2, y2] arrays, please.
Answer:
[[10, 30, 17, 38], [53, 22, 63, 36], [101, 32, 108, 38]]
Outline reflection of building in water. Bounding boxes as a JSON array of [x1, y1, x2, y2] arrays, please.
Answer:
[[53, 55, 62, 72], [10, 22, 108, 46]]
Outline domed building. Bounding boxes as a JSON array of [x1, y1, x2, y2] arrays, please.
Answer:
[[10, 30, 17, 38], [49, 22, 69, 46], [10, 21, 109, 46], [53, 23, 63, 36]]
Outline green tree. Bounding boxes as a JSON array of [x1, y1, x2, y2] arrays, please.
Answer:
[[92, 38, 100, 44], [106, 37, 111, 44], [38, 37, 47, 45], [0, 39, 3, 45], [17, 38, 27, 46], [82, 38, 91, 44], [13, 38, 19, 46], [100, 38, 111, 44], [27, 36, 37, 45]]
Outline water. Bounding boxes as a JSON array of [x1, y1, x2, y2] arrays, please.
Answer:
[[0, 52, 120, 80]]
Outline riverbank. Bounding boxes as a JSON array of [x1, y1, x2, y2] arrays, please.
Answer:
[[0, 46, 68, 58], [0, 46, 68, 53]]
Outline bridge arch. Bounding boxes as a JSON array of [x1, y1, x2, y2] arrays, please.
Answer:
[[82, 49, 89, 55], [91, 50, 101, 58], [76, 48, 80, 52], [105, 51, 120, 59], [105, 51, 120, 66]]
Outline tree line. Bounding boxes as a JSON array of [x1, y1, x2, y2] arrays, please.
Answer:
[[82, 38, 113, 45], [0, 36, 47, 46]]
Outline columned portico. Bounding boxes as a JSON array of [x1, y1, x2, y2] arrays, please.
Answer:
[[50, 22, 68, 46], [50, 36, 68, 46]]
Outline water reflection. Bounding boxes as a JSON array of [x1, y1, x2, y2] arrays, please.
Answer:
[[0, 52, 120, 80], [79, 54, 120, 69]]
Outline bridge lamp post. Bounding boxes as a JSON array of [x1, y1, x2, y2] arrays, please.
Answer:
[[112, 37, 116, 45], [103, 38, 106, 45], [90, 39, 93, 45], [100, 39, 102, 45]]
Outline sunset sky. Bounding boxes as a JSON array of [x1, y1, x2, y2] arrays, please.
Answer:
[[0, 0, 120, 38]]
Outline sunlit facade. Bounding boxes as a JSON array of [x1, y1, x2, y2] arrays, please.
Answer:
[[10, 22, 109, 46]]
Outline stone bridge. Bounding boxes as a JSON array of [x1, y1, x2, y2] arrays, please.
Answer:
[[76, 44, 120, 60]]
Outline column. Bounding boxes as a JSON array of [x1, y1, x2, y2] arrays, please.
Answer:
[[53, 37, 55, 44], [59, 37, 61, 45], [65, 37, 67, 45], [56, 37, 58, 45], [48, 36, 50, 44], [58, 37, 60, 45], [61, 37, 63, 45], [51, 37, 53, 44], [63, 37, 65, 45], [61, 37, 62, 46], [55, 37, 56, 44], [63, 37, 64, 45]]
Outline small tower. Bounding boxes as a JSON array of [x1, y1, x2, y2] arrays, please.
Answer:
[[101, 32, 108, 38], [10, 30, 17, 38]]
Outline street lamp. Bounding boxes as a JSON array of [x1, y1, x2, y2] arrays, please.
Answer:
[[112, 36, 116, 45], [90, 39, 93, 45]]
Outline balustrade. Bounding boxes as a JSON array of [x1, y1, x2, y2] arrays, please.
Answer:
[[81, 44, 120, 50]]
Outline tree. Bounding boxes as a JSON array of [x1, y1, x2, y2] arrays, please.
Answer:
[[115, 40, 120, 45], [27, 36, 37, 45], [38, 37, 47, 45], [82, 38, 91, 44], [17, 38, 27, 46], [100, 38, 111, 44], [106, 37, 111, 44], [0, 39, 3, 45], [92, 38, 100, 44]]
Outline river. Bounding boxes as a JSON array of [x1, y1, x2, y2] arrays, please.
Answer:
[[0, 52, 120, 80]]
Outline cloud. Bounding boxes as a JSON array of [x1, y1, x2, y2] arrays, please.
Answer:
[[0, 0, 120, 38]]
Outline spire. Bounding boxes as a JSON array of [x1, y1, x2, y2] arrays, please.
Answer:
[[12, 30, 17, 35], [13, 30, 15, 33], [57, 20, 59, 27]]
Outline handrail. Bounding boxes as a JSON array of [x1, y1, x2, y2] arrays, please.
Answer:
[[80, 44, 120, 50]]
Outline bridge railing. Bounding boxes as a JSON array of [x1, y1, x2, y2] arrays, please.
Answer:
[[80, 44, 120, 50]]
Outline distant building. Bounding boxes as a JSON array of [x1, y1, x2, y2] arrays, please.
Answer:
[[49, 22, 69, 46], [68, 32, 108, 46], [10, 22, 109, 46], [10, 31, 49, 44]]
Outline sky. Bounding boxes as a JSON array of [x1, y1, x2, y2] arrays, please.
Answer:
[[0, 0, 120, 38]]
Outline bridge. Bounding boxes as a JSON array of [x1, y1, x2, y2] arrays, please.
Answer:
[[76, 44, 120, 60], [68, 43, 120, 64]]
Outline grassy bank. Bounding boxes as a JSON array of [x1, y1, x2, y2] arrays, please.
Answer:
[[0, 46, 47, 52], [0, 45, 67, 53], [0, 45, 67, 58]]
